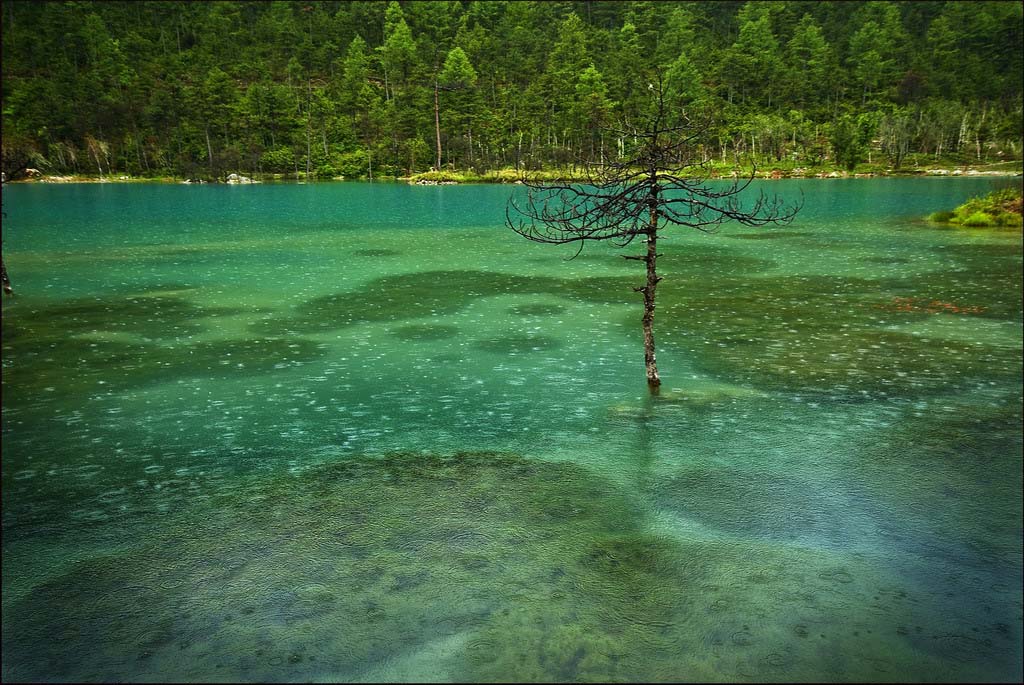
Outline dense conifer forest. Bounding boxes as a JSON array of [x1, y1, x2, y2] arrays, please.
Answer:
[[2, 0, 1021, 179]]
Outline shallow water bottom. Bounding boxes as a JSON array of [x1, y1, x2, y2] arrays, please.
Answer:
[[3, 394, 1021, 683]]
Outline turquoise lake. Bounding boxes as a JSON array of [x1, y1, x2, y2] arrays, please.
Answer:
[[1, 178, 1021, 682]]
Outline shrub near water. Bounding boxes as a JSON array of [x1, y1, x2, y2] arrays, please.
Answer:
[[929, 187, 1024, 228]]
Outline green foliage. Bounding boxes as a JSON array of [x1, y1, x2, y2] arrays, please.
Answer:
[[439, 47, 477, 89], [829, 114, 869, 171], [663, 52, 706, 111], [960, 211, 996, 227], [1, 1, 1021, 178], [571, 65, 614, 146], [379, 15, 418, 93], [931, 187, 1024, 228], [334, 149, 371, 179], [784, 14, 834, 113], [721, 13, 783, 107], [260, 146, 295, 173]]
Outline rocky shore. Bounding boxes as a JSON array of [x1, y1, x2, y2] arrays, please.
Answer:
[[9, 165, 1021, 185]]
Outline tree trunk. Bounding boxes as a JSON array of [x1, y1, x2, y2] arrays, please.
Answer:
[[642, 183, 661, 393], [135, 136, 144, 173], [976, 105, 986, 161], [2, 258, 13, 295], [205, 125, 214, 172], [434, 82, 442, 169]]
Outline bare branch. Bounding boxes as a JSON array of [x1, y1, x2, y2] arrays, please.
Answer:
[[504, 75, 800, 391]]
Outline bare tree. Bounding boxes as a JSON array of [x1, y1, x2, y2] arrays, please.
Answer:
[[1, 258, 12, 296], [2, 135, 46, 297], [506, 80, 801, 392]]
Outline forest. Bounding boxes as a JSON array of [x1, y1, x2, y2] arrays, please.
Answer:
[[2, 0, 1022, 180]]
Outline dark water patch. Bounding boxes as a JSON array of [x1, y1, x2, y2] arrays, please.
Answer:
[[1, 450, 245, 542], [660, 245, 778, 275], [136, 245, 217, 257], [858, 400, 1023, 470], [575, 534, 687, 589], [939, 240, 1024, 261], [475, 334, 561, 354], [918, 242, 1024, 322], [862, 256, 913, 265], [250, 270, 639, 334], [847, 400, 1023, 565], [251, 270, 567, 334], [352, 248, 402, 257], [129, 247, 242, 265], [2, 334, 153, 399], [876, 270, 1022, 323], [2, 292, 272, 355], [562, 275, 642, 303], [2, 298, 327, 398], [656, 273, 1021, 396], [167, 337, 326, 376], [391, 324, 460, 341], [132, 282, 201, 294], [508, 303, 567, 317], [724, 231, 812, 240], [39, 245, 235, 265], [560, 252, 660, 271], [532, 245, 777, 277], [430, 351, 465, 364], [897, 629, 1004, 668], [693, 327, 1012, 397], [652, 467, 848, 544], [2, 295, 210, 342], [526, 251, 635, 269]]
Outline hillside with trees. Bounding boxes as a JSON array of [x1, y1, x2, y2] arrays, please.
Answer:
[[2, 0, 1021, 180]]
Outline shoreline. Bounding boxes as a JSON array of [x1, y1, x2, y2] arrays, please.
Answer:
[[8, 166, 1023, 185]]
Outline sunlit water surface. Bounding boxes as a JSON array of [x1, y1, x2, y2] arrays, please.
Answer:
[[2, 179, 1021, 682]]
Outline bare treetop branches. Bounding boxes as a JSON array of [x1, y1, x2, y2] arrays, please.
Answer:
[[507, 81, 801, 249], [505, 78, 801, 391]]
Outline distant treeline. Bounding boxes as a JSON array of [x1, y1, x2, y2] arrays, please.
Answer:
[[2, 0, 1021, 179]]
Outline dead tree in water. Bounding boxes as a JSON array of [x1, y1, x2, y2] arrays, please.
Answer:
[[506, 80, 800, 393], [2, 135, 47, 296], [1, 259, 12, 295]]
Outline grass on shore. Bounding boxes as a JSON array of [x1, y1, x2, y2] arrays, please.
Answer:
[[13, 156, 1022, 185], [928, 186, 1024, 228]]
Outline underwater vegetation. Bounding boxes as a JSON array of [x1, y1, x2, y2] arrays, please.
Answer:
[[3, 444, 1019, 683], [1, 293, 328, 399], [237, 231, 1022, 401], [655, 240, 1022, 397]]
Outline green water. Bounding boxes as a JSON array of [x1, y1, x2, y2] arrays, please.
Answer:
[[2, 178, 1021, 683]]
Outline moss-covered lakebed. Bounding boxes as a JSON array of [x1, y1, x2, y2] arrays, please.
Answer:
[[3, 431, 1020, 683]]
